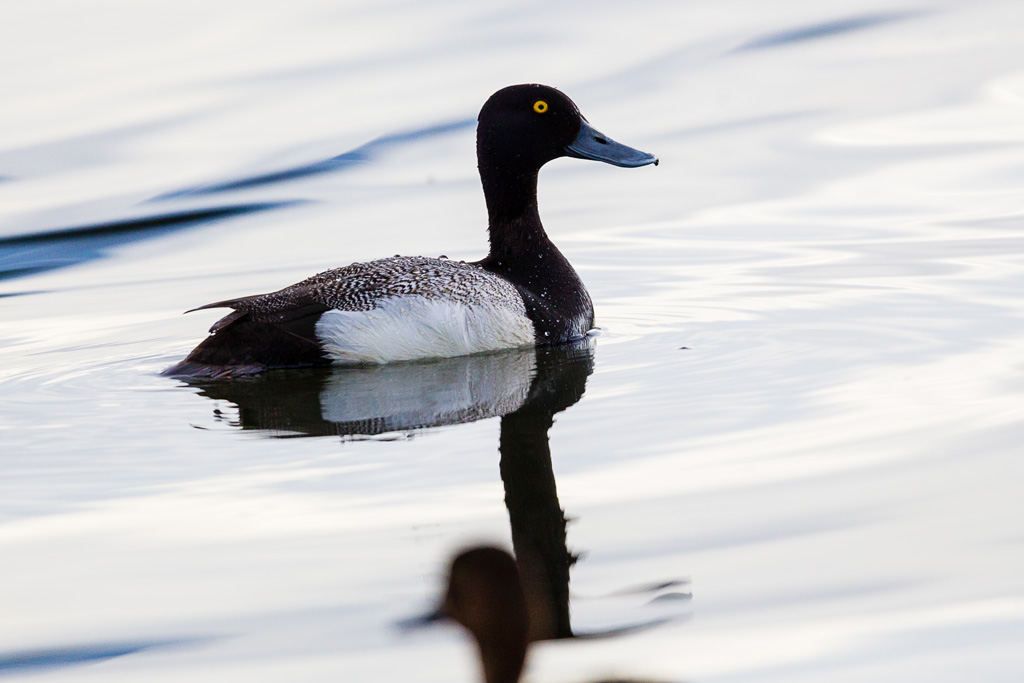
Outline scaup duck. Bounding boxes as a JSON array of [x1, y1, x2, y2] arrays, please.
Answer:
[[164, 84, 656, 377]]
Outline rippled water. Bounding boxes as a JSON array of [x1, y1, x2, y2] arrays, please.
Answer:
[[2, 1, 1024, 681]]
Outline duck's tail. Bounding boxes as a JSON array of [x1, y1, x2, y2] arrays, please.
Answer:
[[162, 305, 331, 378]]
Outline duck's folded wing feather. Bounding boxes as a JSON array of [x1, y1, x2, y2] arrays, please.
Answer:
[[186, 257, 526, 331], [188, 296, 331, 333], [168, 284, 335, 377], [165, 257, 527, 377]]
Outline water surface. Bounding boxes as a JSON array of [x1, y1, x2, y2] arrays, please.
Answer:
[[2, 1, 1023, 681]]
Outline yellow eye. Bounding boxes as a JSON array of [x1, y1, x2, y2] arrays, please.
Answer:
[[533, 100, 549, 114]]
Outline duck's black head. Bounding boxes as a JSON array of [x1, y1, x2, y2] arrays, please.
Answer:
[[477, 84, 658, 175], [476, 84, 657, 231]]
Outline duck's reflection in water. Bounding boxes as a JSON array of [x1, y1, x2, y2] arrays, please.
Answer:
[[497, 344, 591, 640], [184, 341, 588, 438], [183, 340, 683, 651]]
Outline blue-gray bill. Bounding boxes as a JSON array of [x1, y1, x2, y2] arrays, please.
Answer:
[[565, 119, 658, 168]]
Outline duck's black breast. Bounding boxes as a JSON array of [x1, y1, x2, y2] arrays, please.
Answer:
[[478, 239, 594, 344]]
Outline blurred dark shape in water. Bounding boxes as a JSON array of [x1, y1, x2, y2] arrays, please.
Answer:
[[408, 546, 681, 683]]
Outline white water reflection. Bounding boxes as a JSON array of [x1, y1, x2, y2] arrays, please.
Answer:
[[2, 0, 1024, 681]]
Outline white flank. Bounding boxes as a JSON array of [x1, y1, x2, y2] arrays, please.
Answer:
[[314, 296, 535, 364]]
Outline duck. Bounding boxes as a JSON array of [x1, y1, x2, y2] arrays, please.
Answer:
[[164, 84, 657, 378]]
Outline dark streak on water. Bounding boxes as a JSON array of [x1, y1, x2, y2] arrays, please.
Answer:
[[0, 119, 475, 282], [157, 118, 475, 199], [734, 12, 919, 51], [0, 202, 299, 281], [0, 639, 193, 675]]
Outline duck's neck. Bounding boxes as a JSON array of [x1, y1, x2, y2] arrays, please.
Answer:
[[477, 159, 594, 342], [480, 164, 552, 260]]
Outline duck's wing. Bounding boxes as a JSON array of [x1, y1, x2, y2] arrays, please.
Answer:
[[183, 261, 376, 334], [187, 295, 331, 333], [165, 286, 332, 377], [190, 256, 526, 332], [165, 257, 525, 377], [165, 269, 349, 377]]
